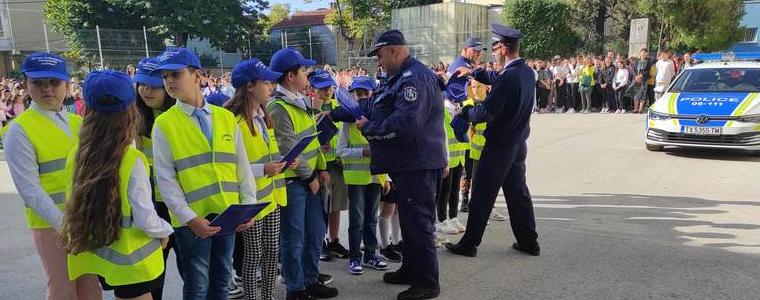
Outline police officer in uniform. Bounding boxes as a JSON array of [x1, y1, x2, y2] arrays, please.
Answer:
[[356, 30, 446, 300], [445, 23, 540, 258]]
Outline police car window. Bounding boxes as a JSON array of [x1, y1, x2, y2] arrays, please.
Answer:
[[670, 68, 760, 92]]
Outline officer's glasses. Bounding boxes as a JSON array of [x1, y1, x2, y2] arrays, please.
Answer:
[[492, 44, 504, 52]]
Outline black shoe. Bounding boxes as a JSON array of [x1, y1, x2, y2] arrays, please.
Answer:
[[318, 273, 333, 285], [383, 270, 412, 285], [512, 242, 540, 256], [286, 290, 315, 300], [394, 241, 405, 254], [320, 239, 333, 262], [306, 282, 338, 299], [397, 285, 441, 300], [326, 239, 349, 259], [380, 246, 402, 263], [444, 242, 477, 257]]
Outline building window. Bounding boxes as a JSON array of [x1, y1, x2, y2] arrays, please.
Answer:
[[741, 27, 758, 43]]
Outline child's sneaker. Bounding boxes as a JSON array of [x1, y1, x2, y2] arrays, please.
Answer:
[[348, 259, 363, 275], [363, 254, 389, 271]]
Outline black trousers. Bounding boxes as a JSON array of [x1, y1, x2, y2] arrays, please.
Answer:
[[152, 201, 176, 300], [391, 169, 442, 289], [604, 85, 616, 110], [555, 83, 567, 110], [437, 164, 463, 222], [568, 83, 579, 110], [537, 87, 550, 109], [460, 142, 538, 248]]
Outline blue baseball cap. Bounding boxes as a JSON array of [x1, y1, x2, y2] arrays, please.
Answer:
[[231, 59, 282, 89], [83, 70, 136, 113], [348, 76, 376, 92], [205, 92, 230, 107], [368, 30, 407, 57], [21, 52, 69, 81], [491, 23, 523, 44], [154, 48, 202, 72], [465, 37, 486, 50], [307, 69, 336, 89], [133, 57, 163, 87], [270, 48, 316, 73], [445, 75, 469, 102]]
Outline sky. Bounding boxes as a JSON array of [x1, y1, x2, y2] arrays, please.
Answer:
[[266, 0, 331, 13]]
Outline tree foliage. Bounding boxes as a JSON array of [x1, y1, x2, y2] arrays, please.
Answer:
[[503, 0, 580, 59], [44, 0, 269, 51], [260, 4, 291, 33]]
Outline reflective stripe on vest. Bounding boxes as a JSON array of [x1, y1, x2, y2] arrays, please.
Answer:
[[9, 108, 82, 229], [341, 123, 387, 185], [444, 109, 466, 168], [268, 99, 326, 178], [66, 146, 164, 286], [155, 105, 241, 227], [237, 117, 287, 220]]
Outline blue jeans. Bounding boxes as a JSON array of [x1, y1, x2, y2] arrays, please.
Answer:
[[173, 226, 236, 300], [281, 179, 326, 294], [347, 184, 381, 259]]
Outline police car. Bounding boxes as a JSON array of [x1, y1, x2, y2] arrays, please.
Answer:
[[645, 52, 760, 154]]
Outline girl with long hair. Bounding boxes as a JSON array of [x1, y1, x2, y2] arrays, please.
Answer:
[[133, 57, 178, 300], [62, 70, 173, 300], [224, 59, 290, 300]]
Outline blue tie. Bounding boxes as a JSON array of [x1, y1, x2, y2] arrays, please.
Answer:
[[192, 108, 212, 145]]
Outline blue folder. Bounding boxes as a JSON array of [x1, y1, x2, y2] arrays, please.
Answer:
[[209, 203, 269, 236], [280, 132, 320, 168], [316, 116, 339, 145]]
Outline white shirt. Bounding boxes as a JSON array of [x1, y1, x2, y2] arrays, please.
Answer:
[[248, 107, 270, 178], [567, 64, 580, 83], [128, 156, 174, 238], [654, 60, 676, 93], [613, 68, 630, 90], [152, 100, 257, 225], [4, 103, 72, 230]]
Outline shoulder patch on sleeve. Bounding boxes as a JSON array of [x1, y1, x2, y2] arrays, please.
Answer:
[[403, 86, 418, 102]]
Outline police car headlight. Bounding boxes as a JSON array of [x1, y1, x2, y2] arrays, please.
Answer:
[[648, 110, 671, 121], [736, 114, 760, 123]]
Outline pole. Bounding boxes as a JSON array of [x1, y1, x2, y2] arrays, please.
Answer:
[[219, 48, 224, 75], [43, 23, 50, 52], [308, 28, 313, 59], [6, 0, 16, 55], [143, 26, 149, 57], [96, 25, 104, 69]]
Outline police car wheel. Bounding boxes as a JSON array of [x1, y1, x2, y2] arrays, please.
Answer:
[[645, 144, 664, 152]]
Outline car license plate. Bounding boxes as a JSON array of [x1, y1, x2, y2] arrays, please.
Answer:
[[683, 126, 722, 135]]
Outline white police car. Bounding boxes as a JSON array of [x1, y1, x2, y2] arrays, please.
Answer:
[[645, 52, 760, 154]]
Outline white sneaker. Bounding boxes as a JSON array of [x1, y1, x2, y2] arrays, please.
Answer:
[[449, 218, 466, 232], [567, 108, 575, 114], [436, 221, 459, 235], [621, 109, 626, 114], [490, 211, 508, 221]]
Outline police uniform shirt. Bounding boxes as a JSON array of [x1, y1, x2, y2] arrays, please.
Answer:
[[152, 100, 257, 225]]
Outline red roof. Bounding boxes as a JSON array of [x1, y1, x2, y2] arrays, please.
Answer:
[[272, 8, 334, 30]]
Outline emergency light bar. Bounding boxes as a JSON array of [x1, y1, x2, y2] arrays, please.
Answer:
[[692, 52, 760, 61]]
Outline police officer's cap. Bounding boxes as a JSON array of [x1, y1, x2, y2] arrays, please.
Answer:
[[490, 23, 523, 45], [83, 70, 136, 113], [368, 30, 406, 57], [464, 37, 486, 50]]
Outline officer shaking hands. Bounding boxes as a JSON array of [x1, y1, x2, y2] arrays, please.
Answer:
[[445, 23, 541, 258], [355, 30, 446, 300]]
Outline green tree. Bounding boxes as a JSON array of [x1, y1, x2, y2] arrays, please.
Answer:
[[44, 0, 268, 51], [259, 4, 291, 33], [636, 0, 745, 52], [503, 0, 580, 59]]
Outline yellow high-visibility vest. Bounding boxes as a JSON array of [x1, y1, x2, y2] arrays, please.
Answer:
[[341, 123, 387, 185], [268, 99, 326, 178], [238, 117, 287, 220]]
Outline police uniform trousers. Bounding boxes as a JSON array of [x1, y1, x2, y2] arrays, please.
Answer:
[[460, 141, 538, 247], [390, 168, 442, 289]]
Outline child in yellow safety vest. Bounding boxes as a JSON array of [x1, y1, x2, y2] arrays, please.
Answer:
[[62, 70, 173, 299], [4, 52, 102, 299]]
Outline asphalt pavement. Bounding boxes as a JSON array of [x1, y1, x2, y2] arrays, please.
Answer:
[[2, 114, 759, 299]]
